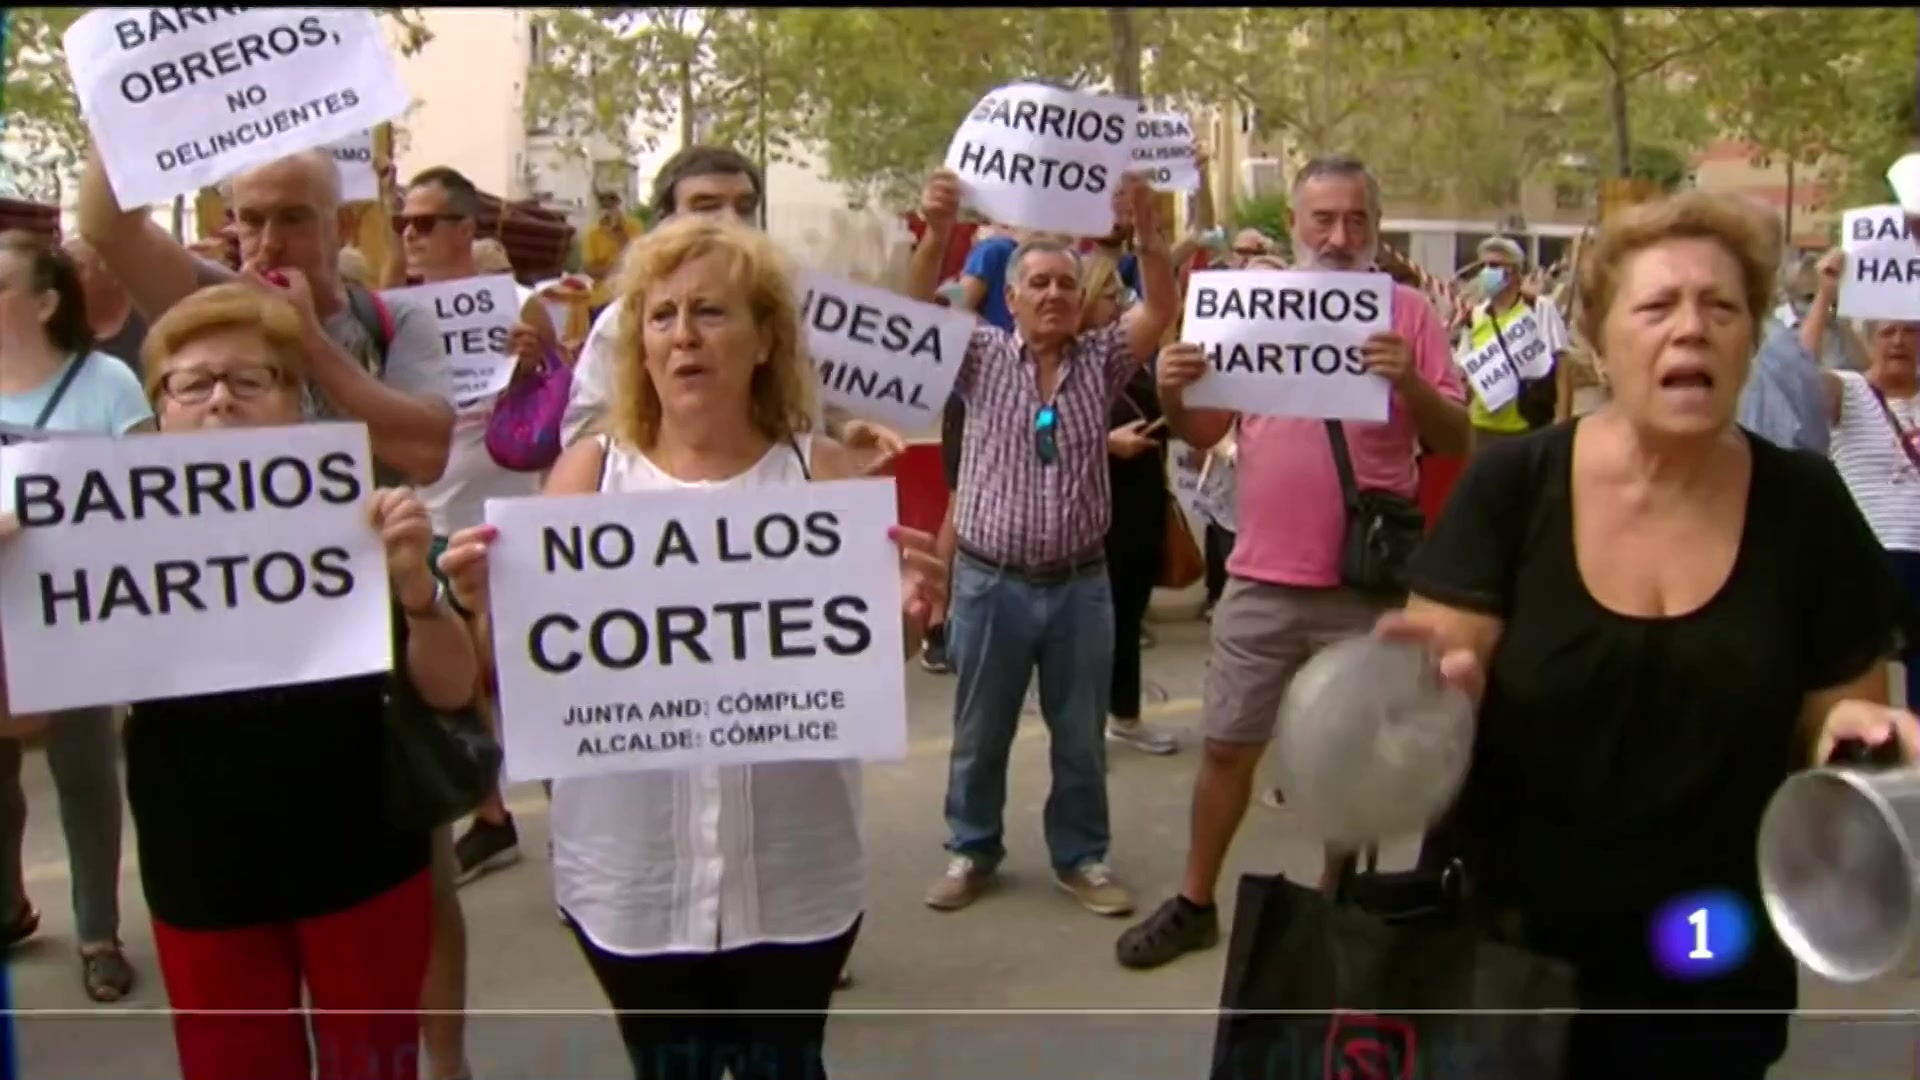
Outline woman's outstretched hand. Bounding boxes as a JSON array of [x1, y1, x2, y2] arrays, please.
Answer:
[[1374, 610, 1486, 705]]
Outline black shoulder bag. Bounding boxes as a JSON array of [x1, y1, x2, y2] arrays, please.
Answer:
[[382, 606, 504, 832], [1325, 420, 1426, 595], [1487, 303, 1557, 430]]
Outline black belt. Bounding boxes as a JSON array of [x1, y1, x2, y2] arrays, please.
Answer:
[[958, 542, 1105, 585]]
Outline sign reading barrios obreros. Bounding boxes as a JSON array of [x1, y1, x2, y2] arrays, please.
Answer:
[[798, 269, 971, 433], [0, 423, 392, 713], [483, 480, 908, 782], [63, 7, 411, 207], [1178, 269, 1395, 422]]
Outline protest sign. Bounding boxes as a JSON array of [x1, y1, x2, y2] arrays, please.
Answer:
[[944, 83, 1138, 237], [382, 275, 519, 404], [1170, 439, 1235, 535], [484, 480, 908, 782], [0, 423, 390, 713], [64, 8, 410, 207], [1838, 205, 1920, 322], [0, 425, 87, 448], [798, 269, 971, 432], [1132, 112, 1200, 194], [327, 128, 378, 203], [1178, 269, 1394, 422], [1455, 307, 1555, 413]]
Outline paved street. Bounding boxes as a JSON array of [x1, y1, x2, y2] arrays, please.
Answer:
[[5, 611, 1919, 1078]]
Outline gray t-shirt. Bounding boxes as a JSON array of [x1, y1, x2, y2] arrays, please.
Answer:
[[191, 258, 454, 409]]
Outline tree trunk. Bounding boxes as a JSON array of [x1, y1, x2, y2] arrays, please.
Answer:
[[754, 18, 768, 229], [1108, 7, 1141, 99], [1606, 9, 1632, 179], [677, 58, 696, 148]]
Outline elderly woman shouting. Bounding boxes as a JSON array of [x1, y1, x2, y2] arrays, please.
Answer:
[[1382, 192, 1917, 1078], [436, 215, 946, 1080]]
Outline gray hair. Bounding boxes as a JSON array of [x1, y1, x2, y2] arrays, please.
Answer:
[[1007, 237, 1081, 283], [1478, 235, 1526, 266], [1291, 155, 1381, 220]]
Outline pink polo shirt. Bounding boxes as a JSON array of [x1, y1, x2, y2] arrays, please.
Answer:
[[1228, 282, 1465, 588]]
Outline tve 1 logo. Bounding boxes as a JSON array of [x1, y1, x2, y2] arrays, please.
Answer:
[[1650, 889, 1755, 981]]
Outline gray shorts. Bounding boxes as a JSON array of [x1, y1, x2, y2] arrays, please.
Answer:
[[1203, 576, 1389, 744]]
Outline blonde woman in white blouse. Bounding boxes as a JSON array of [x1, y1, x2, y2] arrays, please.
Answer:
[[436, 215, 945, 1080]]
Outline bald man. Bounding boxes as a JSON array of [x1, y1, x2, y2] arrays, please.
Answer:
[[77, 146, 454, 484], [1224, 229, 1274, 269], [64, 237, 149, 377]]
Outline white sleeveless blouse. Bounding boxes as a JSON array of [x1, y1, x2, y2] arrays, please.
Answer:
[[551, 433, 865, 955]]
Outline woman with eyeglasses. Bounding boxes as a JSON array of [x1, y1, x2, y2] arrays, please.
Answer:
[[0, 229, 152, 1001], [104, 283, 474, 1080], [435, 216, 944, 1080], [1089, 254, 1177, 756]]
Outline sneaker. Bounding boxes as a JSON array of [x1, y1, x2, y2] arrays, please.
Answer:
[[1107, 717, 1178, 755], [1260, 788, 1286, 811], [925, 854, 993, 911], [1055, 861, 1134, 917], [919, 631, 953, 675], [1116, 896, 1221, 970], [454, 814, 522, 886]]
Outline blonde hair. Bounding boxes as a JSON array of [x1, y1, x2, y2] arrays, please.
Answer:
[[472, 239, 514, 275], [1576, 191, 1778, 353], [1079, 252, 1124, 331], [336, 246, 371, 286], [606, 215, 815, 449], [140, 284, 308, 402]]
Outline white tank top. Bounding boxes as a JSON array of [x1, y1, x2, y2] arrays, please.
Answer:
[[1830, 371, 1920, 553], [551, 433, 865, 956]]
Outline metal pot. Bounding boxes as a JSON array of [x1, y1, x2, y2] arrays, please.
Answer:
[[1758, 739, 1920, 983], [1273, 635, 1476, 848]]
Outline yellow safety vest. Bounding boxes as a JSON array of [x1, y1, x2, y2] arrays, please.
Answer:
[[1466, 300, 1547, 434]]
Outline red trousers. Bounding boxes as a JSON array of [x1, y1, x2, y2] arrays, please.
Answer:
[[150, 870, 432, 1080]]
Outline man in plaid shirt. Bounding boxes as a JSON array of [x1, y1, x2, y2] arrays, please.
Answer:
[[906, 168, 1180, 918]]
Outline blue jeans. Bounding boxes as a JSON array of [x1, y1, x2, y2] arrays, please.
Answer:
[[942, 552, 1114, 874]]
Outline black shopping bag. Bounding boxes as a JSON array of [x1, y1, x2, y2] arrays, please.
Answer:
[[1208, 870, 1576, 1080]]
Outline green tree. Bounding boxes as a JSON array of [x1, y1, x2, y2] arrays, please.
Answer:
[[1229, 193, 1289, 246], [3, 8, 432, 201]]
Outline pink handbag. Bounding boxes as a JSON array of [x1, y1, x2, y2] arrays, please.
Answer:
[[484, 353, 572, 472]]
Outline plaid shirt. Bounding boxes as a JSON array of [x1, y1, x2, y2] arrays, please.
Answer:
[[953, 320, 1139, 566]]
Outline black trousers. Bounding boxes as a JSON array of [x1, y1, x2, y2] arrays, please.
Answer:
[[1204, 523, 1235, 606], [569, 915, 861, 1080], [1106, 487, 1165, 721]]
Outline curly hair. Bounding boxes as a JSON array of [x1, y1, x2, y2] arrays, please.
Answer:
[[1576, 191, 1778, 353], [605, 215, 816, 450]]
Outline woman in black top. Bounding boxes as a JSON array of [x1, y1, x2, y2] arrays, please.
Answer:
[[108, 283, 472, 1080], [1089, 255, 1177, 755], [1386, 193, 1917, 1079]]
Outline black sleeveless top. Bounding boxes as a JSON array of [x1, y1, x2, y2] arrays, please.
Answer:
[[1407, 422, 1900, 1071]]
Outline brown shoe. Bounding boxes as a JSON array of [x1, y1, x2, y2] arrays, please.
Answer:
[[925, 855, 994, 911], [1056, 861, 1135, 917]]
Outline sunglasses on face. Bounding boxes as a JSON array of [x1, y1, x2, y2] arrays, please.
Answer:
[[1034, 404, 1059, 466], [394, 213, 466, 236]]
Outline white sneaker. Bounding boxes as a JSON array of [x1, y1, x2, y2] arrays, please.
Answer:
[[1106, 717, 1178, 755]]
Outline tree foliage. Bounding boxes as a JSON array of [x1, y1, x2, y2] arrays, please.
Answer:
[[2, 7, 433, 202]]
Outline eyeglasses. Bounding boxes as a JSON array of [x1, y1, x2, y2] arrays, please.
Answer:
[[159, 365, 287, 404], [1231, 246, 1266, 258], [1034, 404, 1059, 466], [393, 213, 466, 236]]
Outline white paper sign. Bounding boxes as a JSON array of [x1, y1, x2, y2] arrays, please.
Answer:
[[65, 8, 411, 207], [381, 276, 519, 404], [1179, 270, 1394, 422], [944, 83, 1138, 237], [0, 425, 88, 448], [1131, 112, 1199, 194], [1455, 308, 1554, 413], [0, 423, 391, 713], [1170, 439, 1235, 534], [327, 129, 378, 203], [1838, 205, 1920, 323], [798, 270, 972, 432], [484, 480, 908, 782]]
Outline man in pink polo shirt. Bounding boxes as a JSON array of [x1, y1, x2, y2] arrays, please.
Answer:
[[1115, 155, 1470, 970]]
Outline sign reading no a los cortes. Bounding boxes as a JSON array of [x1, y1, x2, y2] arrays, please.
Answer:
[[798, 269, 971, 433], [64, 8, 411, 208], [944, 83, 1138, 237], [1180, 269, 1395, 422], [484, 480, 908, 783]]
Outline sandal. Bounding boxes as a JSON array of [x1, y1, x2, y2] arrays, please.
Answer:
[[0, 901, 39, 950], [79, 942, 134, 1003]]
